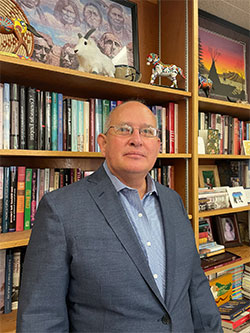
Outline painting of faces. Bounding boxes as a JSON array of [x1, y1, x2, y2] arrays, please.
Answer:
[[15, 0, 135, 69]]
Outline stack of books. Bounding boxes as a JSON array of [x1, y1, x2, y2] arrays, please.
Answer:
[[217, 265, 244, 300], [201, 251, 242, 272], [242, 263, 250, 299], [198, 188, 230, 211], [219, 298, 250, 332]]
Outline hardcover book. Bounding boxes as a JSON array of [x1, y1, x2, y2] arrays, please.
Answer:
[[10, 83, 19, 149], [209, 273, 232, 307], [16, 166, 26, 232], [218, 298, 250, 320], [201, 251, 242, 271], [19, 85, 26, 150], [27, 87, 36, 150]]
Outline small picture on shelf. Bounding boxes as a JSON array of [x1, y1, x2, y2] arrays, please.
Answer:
[[199, 165, 221, 188], [215, 214, 242, 248], [227, 186, 248, 208]]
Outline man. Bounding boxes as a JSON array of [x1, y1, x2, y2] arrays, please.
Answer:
[[60, 43, 79, 69], [17, 101, 222, 332], [98, 32, 122, 59], [32, 33, 53, 64]]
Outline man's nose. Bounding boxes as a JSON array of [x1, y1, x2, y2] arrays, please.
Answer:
[[128, 128, 143, 146]]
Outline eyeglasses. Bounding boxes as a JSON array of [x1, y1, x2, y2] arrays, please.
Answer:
[[106, 124, 160, 138]]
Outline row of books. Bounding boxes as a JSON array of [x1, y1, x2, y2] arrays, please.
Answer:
[[0, 247, 26, 314], [150, 165, 174, 189], [0, 166, 93, 233], [217, 160, 250, 189], [198, 111, 249, 155], [0, 83, 179, 154]]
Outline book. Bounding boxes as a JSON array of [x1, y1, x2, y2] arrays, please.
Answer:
[[2, 167, 10, 233], [209, 273, 232, 307], [77, 100, 84, 152], [0, 83, 3, 149], [0, 249, 6, 314], [27, 87, 36, 150], [51, 92, 58, 151], [89, 98, 95, 152], [30, 169, 37, 228], [37, 89, 45, 151], [201, 251, 242, 271], [19, 85, 26, 149], [57, 93, 63, 151], [15, 166, 26, 231], [8, 166, 17, 232], [71, 99, 78, 152], [83, 101, 90, 152], [12, 248, 21, 310], [44, 91, 52, 151], [94, 98, 103, 153], [218, 298, 250, 320], [65, 98, 72, 151], [167, 102, 175, 153], [24, 168, 32, 230], [3, 83, 10, 149], [4, 249, 13, 314], [0, 167, 3, 233], [10, 83, 19, 149]]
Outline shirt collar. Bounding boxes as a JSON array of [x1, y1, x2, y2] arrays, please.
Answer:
[[103, 161, 158, 196]]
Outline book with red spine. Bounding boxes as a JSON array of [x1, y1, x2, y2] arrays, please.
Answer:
[[15, 166, 26, 232], [167, 102, 175, 154]]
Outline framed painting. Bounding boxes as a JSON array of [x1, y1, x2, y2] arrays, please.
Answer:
[[12, 0, 139, 72], [199, 165, 221, 188], [215, 214, 242, 247], [227, 186, 248, 209]]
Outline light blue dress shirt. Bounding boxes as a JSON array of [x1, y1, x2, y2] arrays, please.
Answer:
[[103, 161, 166, 299]]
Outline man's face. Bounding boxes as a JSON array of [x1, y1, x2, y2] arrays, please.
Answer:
[[98, 102, 160, 183], [60, 46, 78, 69], [61, 5, 76, 25], [84, 5, 101, 29], [103, 38, 122, 58], [33, 38, 51, 63], [109, 7, 124, 29]]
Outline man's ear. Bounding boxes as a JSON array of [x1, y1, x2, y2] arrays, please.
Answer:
[[97, 133, 107, 156]]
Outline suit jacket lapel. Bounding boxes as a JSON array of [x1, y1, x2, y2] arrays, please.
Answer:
[[86, 167, 168, 311], [156, 183, 176, 310]]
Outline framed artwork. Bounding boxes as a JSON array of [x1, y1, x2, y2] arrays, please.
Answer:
[[199, 10, 250, 102], [243, 140, 250, 155], [227, 186, 248, 208], [198, 27, 247, 101], [12, 0, 139, 71], [199, 165, 221, 188], [215, 214, 242, 247]]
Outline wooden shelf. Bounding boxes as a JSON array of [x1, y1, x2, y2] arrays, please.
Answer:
[[0, 230, 31, 249], [0, 309, 17, 333], [199, 154, 250, 159], [0, 55, 191, 105], [199, 96, 250, 121], [205, 244, 250, 276], [199, 205, 250, 218]]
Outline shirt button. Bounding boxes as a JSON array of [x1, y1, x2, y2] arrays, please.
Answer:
[[153, 274, 158, 279], [161, 314, 170, 325], [147, 241, 151, 247], [138, 213, 143, 217]]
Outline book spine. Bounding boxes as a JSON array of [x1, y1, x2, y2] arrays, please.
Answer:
[[83, 101, 90, 152], [0, 249, 6, 313], [167, 102, 175, 154], [77, 100, 84, 152], [10, 83, 19, 149], [30, 169, 37, 228], [2, 167, 10, 233], [11, 249, 21, 310], [24, 168, 32, 230], [110, 100, 117, 110], [71, 99, 78, 152], [57, 93, 63, 151], [19, 86, 26, 149], [102, 99, 110, 130], [174, 103, 178, 153], [4, 249, 13, 314], [63, 99, 67, 151], [0, 167, 3, 233], [27, 87, 36, 150], [66, 99, 72, 151], [44, 168, 50, 194], [95, 99, 103, 152], [35, 169, 40, 210], [0, 83, 3, 149], [3, 83, 10, 149], [15, 166, 26, 232], [39, 169, 45, 203], [8, 166, 17, 232], [51, 92, 58, 151], [89, 98, 95, 152], [45, 91, 52, 151], [37, 89, 45, 151]]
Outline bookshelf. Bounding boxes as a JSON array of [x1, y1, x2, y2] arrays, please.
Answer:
[[0, 0, 250, 331]]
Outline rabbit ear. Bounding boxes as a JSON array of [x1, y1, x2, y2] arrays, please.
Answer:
[[84, 28, 96, 40]]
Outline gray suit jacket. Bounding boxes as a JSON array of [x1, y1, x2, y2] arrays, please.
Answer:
[[17, 166, 222, 333]]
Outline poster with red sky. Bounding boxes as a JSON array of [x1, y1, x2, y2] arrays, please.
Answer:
[[199, 27, 247, 101]]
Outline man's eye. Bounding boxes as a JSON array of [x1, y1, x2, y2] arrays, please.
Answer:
[[141, 128, 154, 136], [118, 126, 130, 133]]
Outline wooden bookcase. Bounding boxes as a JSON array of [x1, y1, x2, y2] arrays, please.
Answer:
[[0, 0, 250, 331]]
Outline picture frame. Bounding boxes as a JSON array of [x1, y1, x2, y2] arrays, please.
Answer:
[[215, 213, 242, 247], [199, 10, 250, 102], [12, 0, 139, 72], [199, 165, 221, 188], [227, 186, 248, 208], [243, 140, 250, 155]]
